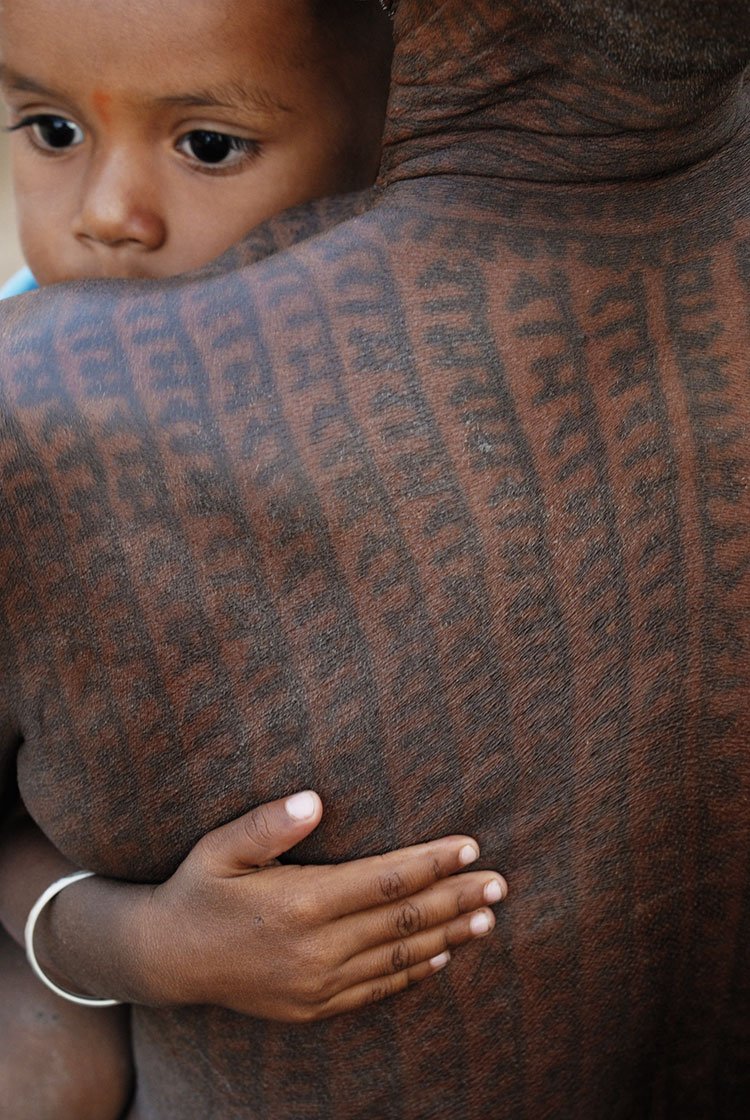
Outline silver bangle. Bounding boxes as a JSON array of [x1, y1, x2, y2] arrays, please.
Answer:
[[24, 870, 123, 1007]]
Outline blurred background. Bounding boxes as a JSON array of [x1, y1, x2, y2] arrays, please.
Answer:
[[0, 131, 24, 281]]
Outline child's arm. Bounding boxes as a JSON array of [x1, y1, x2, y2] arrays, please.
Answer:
[[0, 794, 506, 1022], [0, 806, 134, 1120]]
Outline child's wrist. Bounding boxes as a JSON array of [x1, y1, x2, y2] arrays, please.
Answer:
[[125, 883, 193, 1008], [25, 870, 123, 1006], [36, 874, 166, 1006]]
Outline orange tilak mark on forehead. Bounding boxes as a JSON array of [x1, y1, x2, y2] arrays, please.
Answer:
[[91, 88, 112, 124]]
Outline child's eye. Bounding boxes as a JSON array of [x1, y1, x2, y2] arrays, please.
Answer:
[[8, 114, 85, 151], [177, 130, 258, 169]]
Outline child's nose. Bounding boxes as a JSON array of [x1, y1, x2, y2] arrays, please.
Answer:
[[74, 152, 166, 253]]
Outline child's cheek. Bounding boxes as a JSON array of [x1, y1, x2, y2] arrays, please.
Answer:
[[13, 165, 76, 286], [15, 212, 60, 287], [16, 213, 76, 287]]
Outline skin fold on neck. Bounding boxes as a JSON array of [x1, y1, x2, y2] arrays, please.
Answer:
[[380, 0, 750, 188]]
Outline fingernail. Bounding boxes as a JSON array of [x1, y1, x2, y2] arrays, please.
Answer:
[[459, 843, 479, 866], [470, 912, 492, 936], [285, 791, 317, 821], [430, 951, 450, 970], [484, 879, 504, 904]]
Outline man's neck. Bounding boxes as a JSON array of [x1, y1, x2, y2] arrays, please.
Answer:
[[379, 0, 749, 188]]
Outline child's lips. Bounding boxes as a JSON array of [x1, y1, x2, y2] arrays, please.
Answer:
[[94, 261, 160, 280], [60, 264, 162, 284]]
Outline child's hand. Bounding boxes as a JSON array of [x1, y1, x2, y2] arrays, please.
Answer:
[[142, 791, 507, 1022]]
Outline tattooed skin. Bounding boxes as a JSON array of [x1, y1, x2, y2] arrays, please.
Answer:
[[1, 1, 748, 1116]]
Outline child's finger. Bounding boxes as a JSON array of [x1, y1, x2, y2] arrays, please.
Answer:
[[333, 870, 507, 956], [195, 791, 324, 873], [337, 905, 497, 992], [315, 835, 483, 918], [311, 951, 453, 1021]]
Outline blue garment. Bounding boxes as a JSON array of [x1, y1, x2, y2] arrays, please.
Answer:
[[0, 267, 38, 300]]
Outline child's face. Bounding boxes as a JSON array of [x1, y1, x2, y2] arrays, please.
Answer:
[[0, 0, 390, 284]]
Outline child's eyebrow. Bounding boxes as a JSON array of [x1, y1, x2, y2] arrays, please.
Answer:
[[155, 81, 292, 117], [0, 65, 61, 100], [0, 67, 291, 118]]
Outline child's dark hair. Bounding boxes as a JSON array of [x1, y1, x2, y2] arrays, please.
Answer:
[[312, 0, 391, 43], [306, 0, 393, 188], [308, 0, 393, 101]]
